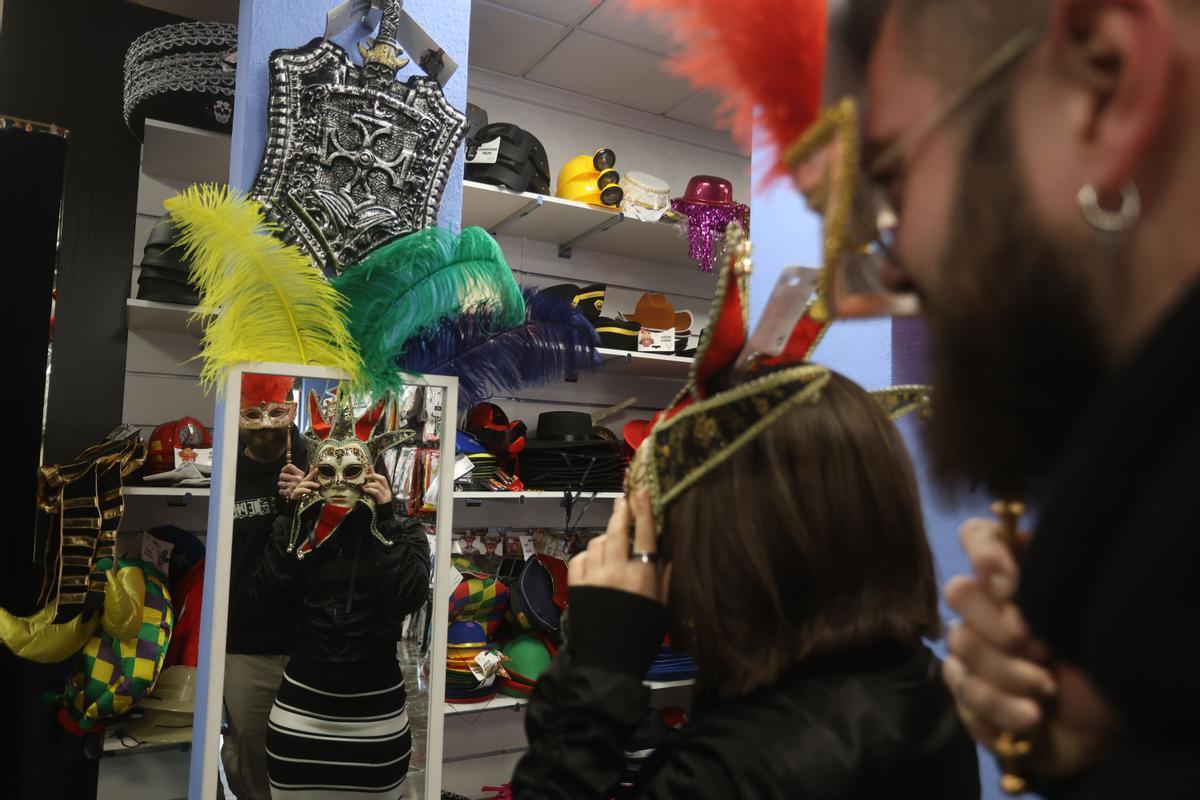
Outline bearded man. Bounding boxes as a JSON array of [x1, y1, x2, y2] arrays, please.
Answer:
[[829, 1, 1199, 796]]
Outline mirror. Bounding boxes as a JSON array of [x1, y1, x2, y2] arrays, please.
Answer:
[[190, 363, 457, 800]]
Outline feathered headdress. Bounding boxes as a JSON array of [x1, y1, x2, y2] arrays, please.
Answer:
[[625, 0, 827, 179], [397, 286, 601, 410], [626, 223, 930, 530], [164, 184, 363, 394], [331, 226, 526, 396]]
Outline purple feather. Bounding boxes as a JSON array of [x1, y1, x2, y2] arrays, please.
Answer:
[[398, 287, 601, 409]]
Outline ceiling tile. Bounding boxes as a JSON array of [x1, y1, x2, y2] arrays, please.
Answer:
[[578, 0, 675, 56], [486, 0, 600, 25], [665, 90, 723, 131], [469, 2, 568, 76], [525, 30, 693, 114]]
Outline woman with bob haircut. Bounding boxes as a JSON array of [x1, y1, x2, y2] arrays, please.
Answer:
[[510, 367, 980, 799]]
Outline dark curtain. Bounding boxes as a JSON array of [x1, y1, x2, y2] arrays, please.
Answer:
[[0, 127, 66, 617]]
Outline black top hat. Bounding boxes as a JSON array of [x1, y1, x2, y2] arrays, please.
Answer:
[[524, 412, 608, 448]]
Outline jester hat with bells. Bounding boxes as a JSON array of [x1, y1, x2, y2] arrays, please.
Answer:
[[624, 222, 930, 537], [289, 389, 414, 558]]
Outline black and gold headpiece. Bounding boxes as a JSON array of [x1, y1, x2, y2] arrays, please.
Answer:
[[625, 223, 930, 529]]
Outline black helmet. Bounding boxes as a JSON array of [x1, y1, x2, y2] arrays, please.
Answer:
[[465, 123, 551, 194]]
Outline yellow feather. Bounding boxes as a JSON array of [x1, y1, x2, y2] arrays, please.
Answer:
[[163, 185, 363, 394]]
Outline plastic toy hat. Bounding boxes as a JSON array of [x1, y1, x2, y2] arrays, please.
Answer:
[[557, 170, 624, 208], [623, 222, 931, 535], [557, 149, 617, 188], [239, 374, 297, 430]]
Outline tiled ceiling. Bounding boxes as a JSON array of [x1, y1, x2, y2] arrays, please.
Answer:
[[470, 0, 721, 131]]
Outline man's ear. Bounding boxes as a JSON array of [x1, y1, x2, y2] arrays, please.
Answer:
[[1050, 0, 1175, 197]]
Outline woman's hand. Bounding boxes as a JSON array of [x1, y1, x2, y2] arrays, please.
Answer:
[[363, 465, 393, 506], [278, 463, 307, 499], [943, 517, 1118, 778], [569, 491, 666, 603], [286, 467, 320, 501]]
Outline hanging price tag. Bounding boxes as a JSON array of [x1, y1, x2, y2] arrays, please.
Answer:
[[324, 0, 372, 40], [519, 534, 535, 561]]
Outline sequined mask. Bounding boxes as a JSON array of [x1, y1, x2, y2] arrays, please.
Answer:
[[314, 440, 369, 507]]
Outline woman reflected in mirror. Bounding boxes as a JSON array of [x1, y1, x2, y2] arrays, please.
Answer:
[[252, 391, 429, 800]]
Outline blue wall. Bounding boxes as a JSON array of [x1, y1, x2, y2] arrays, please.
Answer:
[[749, 127, 1010, 799], [190, 3, 471, 797]]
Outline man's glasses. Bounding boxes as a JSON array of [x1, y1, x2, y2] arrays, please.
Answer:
[[785, 25, 1042, 319]]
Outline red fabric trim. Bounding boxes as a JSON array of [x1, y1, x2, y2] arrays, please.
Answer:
[[758, 312, 829, 368], [355, 400, 387, 441], [307, 390, 331, 440], [299, 504, 351, 554]]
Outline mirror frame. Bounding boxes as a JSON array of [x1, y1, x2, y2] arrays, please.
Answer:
[[187, 362, 458, 800]]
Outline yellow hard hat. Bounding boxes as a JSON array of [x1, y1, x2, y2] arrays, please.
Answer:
[[556, 149, 617, 191], [557, 172, 624, 208]]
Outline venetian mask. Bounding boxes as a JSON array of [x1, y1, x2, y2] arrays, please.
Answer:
[[314, 441, 370, 508]]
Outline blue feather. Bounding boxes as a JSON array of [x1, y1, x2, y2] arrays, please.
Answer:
[[399, 287, 601, 409]]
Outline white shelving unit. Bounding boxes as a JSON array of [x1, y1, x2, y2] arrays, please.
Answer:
[[444, 679, 695, 716], [461, 180, 697, 268], [125, 486, 210, 497], [454, 491, 622, 501], [126, 298, 212, 338]]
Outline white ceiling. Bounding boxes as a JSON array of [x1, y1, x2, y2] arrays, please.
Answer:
[[470, 0, 722, 132]]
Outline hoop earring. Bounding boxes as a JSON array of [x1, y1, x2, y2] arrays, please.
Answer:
[[1077, 182, 1140, 233]]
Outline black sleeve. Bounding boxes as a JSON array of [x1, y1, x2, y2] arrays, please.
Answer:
[[372, 502, 432, 620], [251, 513, 299, 619], [512, 586, 733, 800]]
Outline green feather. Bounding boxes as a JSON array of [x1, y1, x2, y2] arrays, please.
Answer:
[[332, 227, 524, 395]]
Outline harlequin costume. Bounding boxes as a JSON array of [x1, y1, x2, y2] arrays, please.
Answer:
[[253, 390, 428, 800]]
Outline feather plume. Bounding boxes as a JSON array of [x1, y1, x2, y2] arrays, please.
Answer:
[[331, 226, 526, 395], [164, 184, 362, 394], [624, 0, 826, 179], [399, 287, 601, 410]]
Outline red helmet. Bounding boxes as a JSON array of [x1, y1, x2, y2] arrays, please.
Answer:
[[146, 417, 212, 474]]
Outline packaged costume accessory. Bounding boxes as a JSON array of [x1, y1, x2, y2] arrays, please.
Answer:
[[146, 417, 211, 475], [247, 0, 468, 275], [123, 21, 238, 136], [465, 122, 551, 194]]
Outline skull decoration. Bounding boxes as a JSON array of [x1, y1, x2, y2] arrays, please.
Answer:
[[291, 388, 414, 554]]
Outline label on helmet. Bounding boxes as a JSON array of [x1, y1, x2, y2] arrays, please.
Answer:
[[466, 136, 501, 165]]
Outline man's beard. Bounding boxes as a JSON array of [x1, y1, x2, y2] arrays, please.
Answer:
[[240, 427, 288, 461], [923, 89, 1109, 498]]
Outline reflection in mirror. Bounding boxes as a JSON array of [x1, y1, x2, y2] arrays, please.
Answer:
[[216, 370, 450, 800]]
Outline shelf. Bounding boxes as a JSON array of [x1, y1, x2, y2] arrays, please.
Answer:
[[141, 119, 231, 184], [595, 348, 692, 380], [126, 299, 212, 338], [444, 678, 694, 716], [644, 678, 696, 690], [462, 181, 698, 269], [103, 728, 191, 756], [454, 491, 621, 501], [125, 487, 210, 498]]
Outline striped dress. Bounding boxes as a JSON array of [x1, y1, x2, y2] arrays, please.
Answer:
[[266, 655, 412, 799]]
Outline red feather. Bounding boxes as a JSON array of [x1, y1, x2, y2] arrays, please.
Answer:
[[622, 0, 827, 179], [240, 374, 294, 410]]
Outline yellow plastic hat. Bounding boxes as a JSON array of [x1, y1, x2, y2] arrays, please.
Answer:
[[557, 175, 624, 208], [556, 149, 617, 191]]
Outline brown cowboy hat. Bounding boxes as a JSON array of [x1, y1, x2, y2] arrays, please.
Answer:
[[620, 293, 693, 332]]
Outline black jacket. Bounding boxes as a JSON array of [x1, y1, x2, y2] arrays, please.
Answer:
[[252, 500, 430, 664], [1019, 283, 1200, 798], [512, 587, 979, 799], [226, 428, 307, 655]]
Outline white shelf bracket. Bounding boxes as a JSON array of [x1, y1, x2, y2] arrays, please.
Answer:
[[558, 212, 625, 259], [489, 196, 543, 236]]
